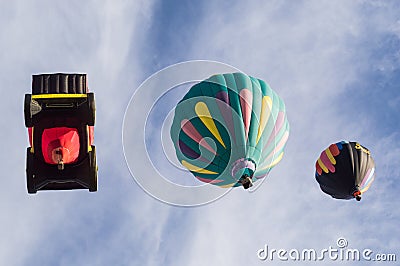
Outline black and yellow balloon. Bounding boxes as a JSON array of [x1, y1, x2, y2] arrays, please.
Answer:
[[315, 141, 375, 201]]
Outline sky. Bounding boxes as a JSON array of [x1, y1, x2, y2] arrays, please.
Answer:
[[0, 0, 399, 265]]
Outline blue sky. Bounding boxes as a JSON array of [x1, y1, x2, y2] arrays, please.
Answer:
[[0, 0, 399, 265]]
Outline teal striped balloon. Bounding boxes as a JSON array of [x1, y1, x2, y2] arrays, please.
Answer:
[[170, 73, 289, 189]]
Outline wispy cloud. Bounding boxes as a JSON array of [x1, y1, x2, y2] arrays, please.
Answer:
[[1, 1, 399, 265], [144, 1, 400, 265]]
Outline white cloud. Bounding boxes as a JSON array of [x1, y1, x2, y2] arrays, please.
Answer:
[[1, 0, 399, 265], [153, 1, 400, 265], [0, 1, 161, 265]]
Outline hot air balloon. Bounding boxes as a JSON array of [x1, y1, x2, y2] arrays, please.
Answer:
[[24, 73, 98, 193], [170, 72, 289, 189], [315, 141, 375, 201]]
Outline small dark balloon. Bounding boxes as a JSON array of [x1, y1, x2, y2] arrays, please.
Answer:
[[315, 141, 375, 201]]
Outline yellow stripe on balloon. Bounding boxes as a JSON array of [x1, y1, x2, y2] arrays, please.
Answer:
[[30, 127, 35, 153], [360, 181, 373, 193], [220, 183, 235, 188], [32, 93, 87, 99], [317, 158, 329, 173], [260, 152, 284, 170], [181, 160, 218, 175], [325, 147, 336, 165], [256, 96, 272, 144], [195, 102, 226, 148]]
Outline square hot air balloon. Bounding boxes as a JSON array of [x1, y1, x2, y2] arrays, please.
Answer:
[[24, 73, 98, 193]]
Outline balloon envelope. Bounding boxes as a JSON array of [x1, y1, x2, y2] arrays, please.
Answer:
[[170, 72, 289, 188], [315, 141, 375, 200], [42, 127, 80, 164]]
